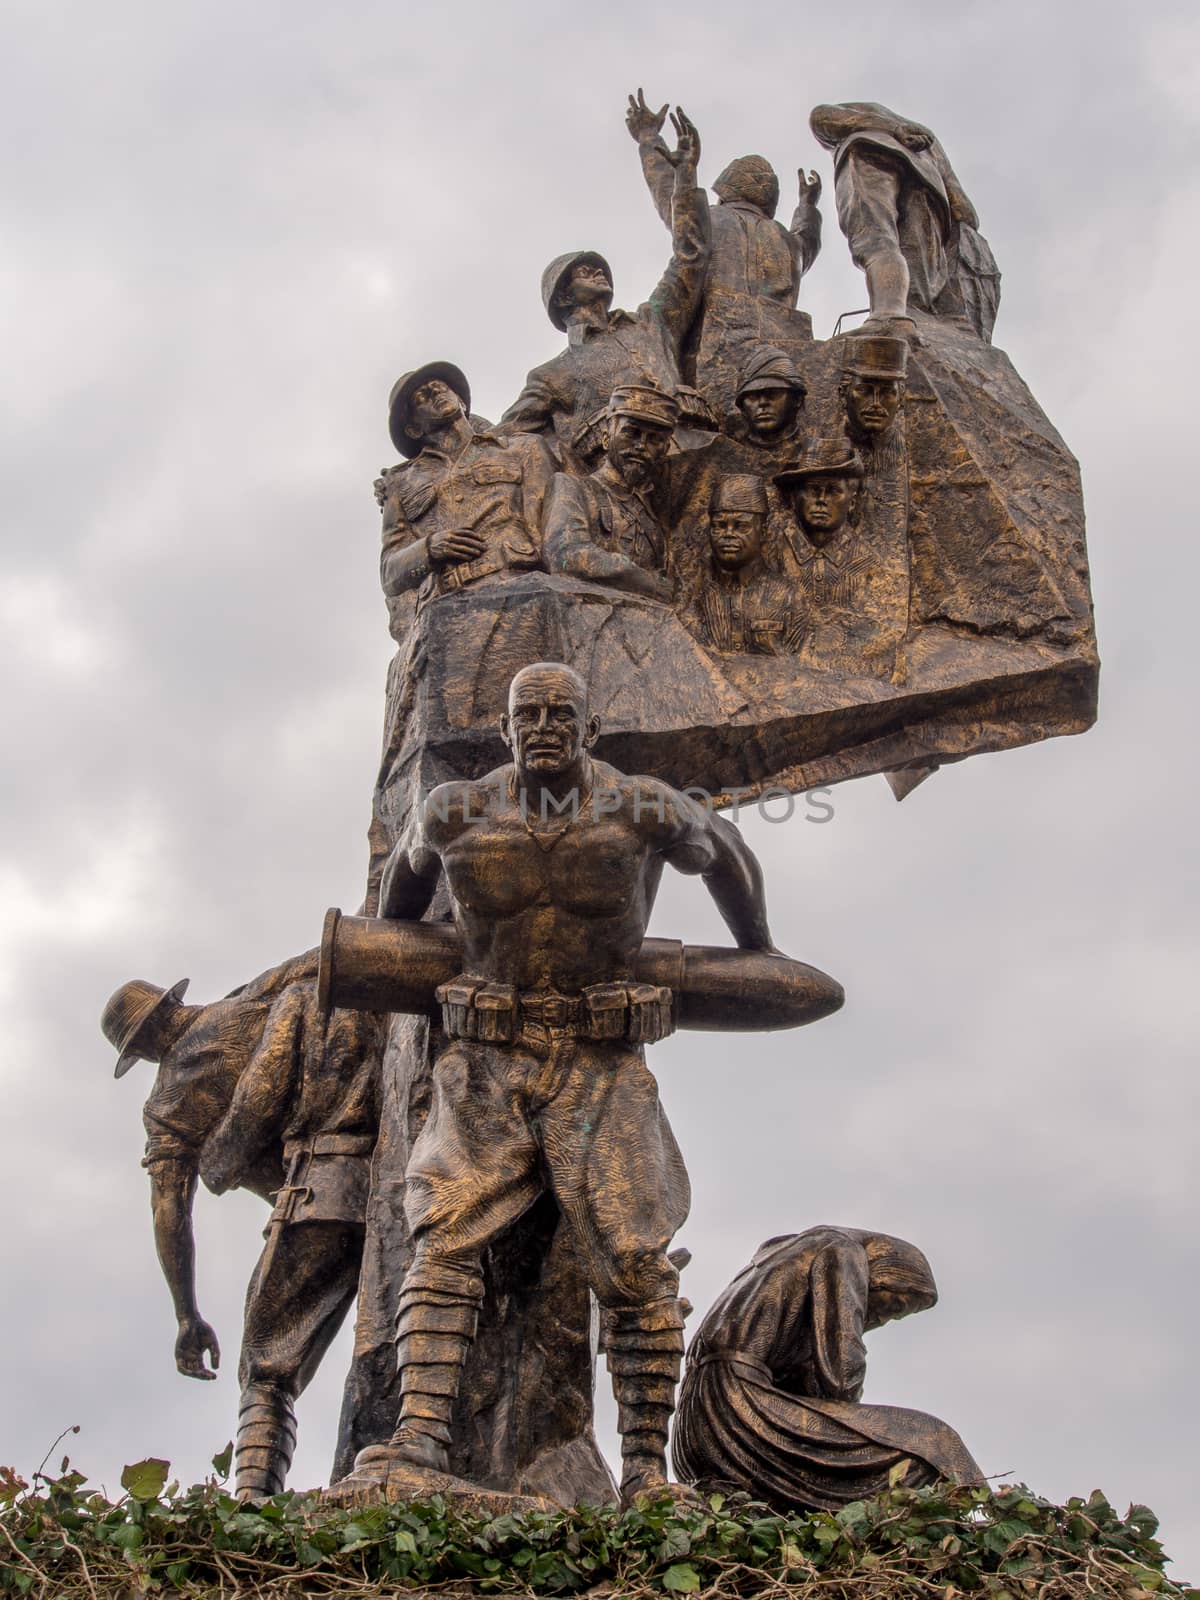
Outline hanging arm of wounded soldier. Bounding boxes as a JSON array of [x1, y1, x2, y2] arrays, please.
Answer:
[[144, 1146, 221, 1381]]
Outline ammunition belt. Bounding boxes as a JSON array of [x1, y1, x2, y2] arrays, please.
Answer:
[[435, 976, 674, 1045]]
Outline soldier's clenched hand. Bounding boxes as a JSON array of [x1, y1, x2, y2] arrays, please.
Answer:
[[176, 1315, 221, 1381], [428, 529, 487, 566], [625, 88, 668, 143]]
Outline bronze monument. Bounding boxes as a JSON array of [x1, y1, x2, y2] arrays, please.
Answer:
[[102, 85, 1098, 1516]]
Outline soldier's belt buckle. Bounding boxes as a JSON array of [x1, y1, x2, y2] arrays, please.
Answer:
[[539, 995, 571, 1027]]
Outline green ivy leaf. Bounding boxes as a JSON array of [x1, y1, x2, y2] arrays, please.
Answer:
[[120, 1458, 170, 1502], [662, 1560, 701, 1592], [210, 1441, 233, 1480]]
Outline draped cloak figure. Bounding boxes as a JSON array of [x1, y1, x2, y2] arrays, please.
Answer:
[[672, 1226, 983, 1510]]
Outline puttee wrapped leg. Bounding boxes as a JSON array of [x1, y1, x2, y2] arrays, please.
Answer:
[[235, 1382, 297, 1501], [604, 1297, 686, 1506], [388, 1254, 485, 1473]]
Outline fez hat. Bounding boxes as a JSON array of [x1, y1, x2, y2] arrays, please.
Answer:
[[713, 155, 780, 216], [736, 345, 807, 399], [606, 382, 680, 431], [711, 473, 769, 515], [840, 333, 909, 381], [774, 440, 864, 489], [102, 977, 191, 1079], [387, 362, 471, 458], [540, 251, 614, 333]]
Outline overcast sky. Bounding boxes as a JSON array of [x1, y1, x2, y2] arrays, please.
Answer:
[[2, 0, 1198, 1575]]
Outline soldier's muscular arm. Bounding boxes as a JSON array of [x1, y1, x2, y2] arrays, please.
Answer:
[[147, 1155, 221, 1380], [378, 803, 446, 921], [654, 786, 776, 952]]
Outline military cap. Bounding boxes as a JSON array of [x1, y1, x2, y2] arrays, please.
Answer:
[[388, 362, 471, 458], [606, 382, 680, 431], [736, 345, 807, 399], [840, 333, 909, 380], [540, 250, 614, 333], [711, 474, 769, 515], [102, 977, 191, 1079], [774, 440, 864, 489]]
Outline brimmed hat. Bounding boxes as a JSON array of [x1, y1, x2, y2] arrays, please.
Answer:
[[606, 382, 680, 431], [102, 977, 190, 1078], [388, 362, 471, 458], [540, 250, 613, 333], [736, 345, 807, 400], [840, 333, 908, 381], [774, 440, 864, 489], [711, 474, 768, 515]]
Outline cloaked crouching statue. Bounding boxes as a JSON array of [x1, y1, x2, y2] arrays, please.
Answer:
[[672, 1227, 983, 1510], [339, 661, 791, 1508]]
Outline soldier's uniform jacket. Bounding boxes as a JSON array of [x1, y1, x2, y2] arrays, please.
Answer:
[[204, 983, 383, 1230], [777, 530, 875, 609], [500, 181, 710, 458], [379, 428, 555, 599], [638, 141, 819, 307], [696, 566, 805, 656], [544, 459, 672, 580], [140, 954, 316, 1191]]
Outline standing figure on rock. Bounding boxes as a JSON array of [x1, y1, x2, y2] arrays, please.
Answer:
[[342, 661, 781, 1508], [673, 1225, 984, 1510], [809, 101, 999, 341], [502, 106, 710, 467], [628, 88, 821, 411]]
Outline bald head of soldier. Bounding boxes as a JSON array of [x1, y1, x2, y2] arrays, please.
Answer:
[[501, 663, 601, 787]]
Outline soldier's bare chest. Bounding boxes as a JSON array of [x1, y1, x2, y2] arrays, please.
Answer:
[[441, 811, 645, 919]]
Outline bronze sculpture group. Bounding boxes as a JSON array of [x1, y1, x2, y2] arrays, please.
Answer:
[[102, 89, 1096, 1514]]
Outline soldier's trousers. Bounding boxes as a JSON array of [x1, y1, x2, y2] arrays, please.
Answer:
[[835, 146, 949, 311], [238, 1219, 363, 1396], [403, 1033, 691, 1307]]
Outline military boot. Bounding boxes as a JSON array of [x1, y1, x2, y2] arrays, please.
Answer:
[[604, 1297, 686, 1506], [234, 1382, 297, 1502]]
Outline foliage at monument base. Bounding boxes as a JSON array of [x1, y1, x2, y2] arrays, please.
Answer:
[[0, 1457, 1191, 1600]]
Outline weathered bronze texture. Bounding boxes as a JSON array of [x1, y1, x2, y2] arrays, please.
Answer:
[[328, 660, 833, 1511], [809, 102, 999, 340], [627, 88, 821, 411], [672, 1227, 984, 1510], [107, 86, 1098, 1514], [102, 956, 383, 1502]]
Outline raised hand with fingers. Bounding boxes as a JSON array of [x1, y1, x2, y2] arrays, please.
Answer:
[[664, 106, 700, 170], [798, 168, 822, 205], [626, 87, 669, 143]]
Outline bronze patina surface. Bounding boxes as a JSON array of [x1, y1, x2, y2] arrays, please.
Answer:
[[105, 85, 1093, 1515]]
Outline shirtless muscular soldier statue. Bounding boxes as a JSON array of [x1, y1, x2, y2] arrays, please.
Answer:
[[358, 661, 779, 1505]]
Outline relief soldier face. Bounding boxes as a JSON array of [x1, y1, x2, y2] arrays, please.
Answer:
[[795, 475, 858, 548], [405, 378, 466, 443], [501, 670, 597, 780], [564, 259, 614, 312], [737, 386, 799, 441], [846, 376, 904, 437], [710, 509, 763, 570], [606, 416, 673, 490]]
